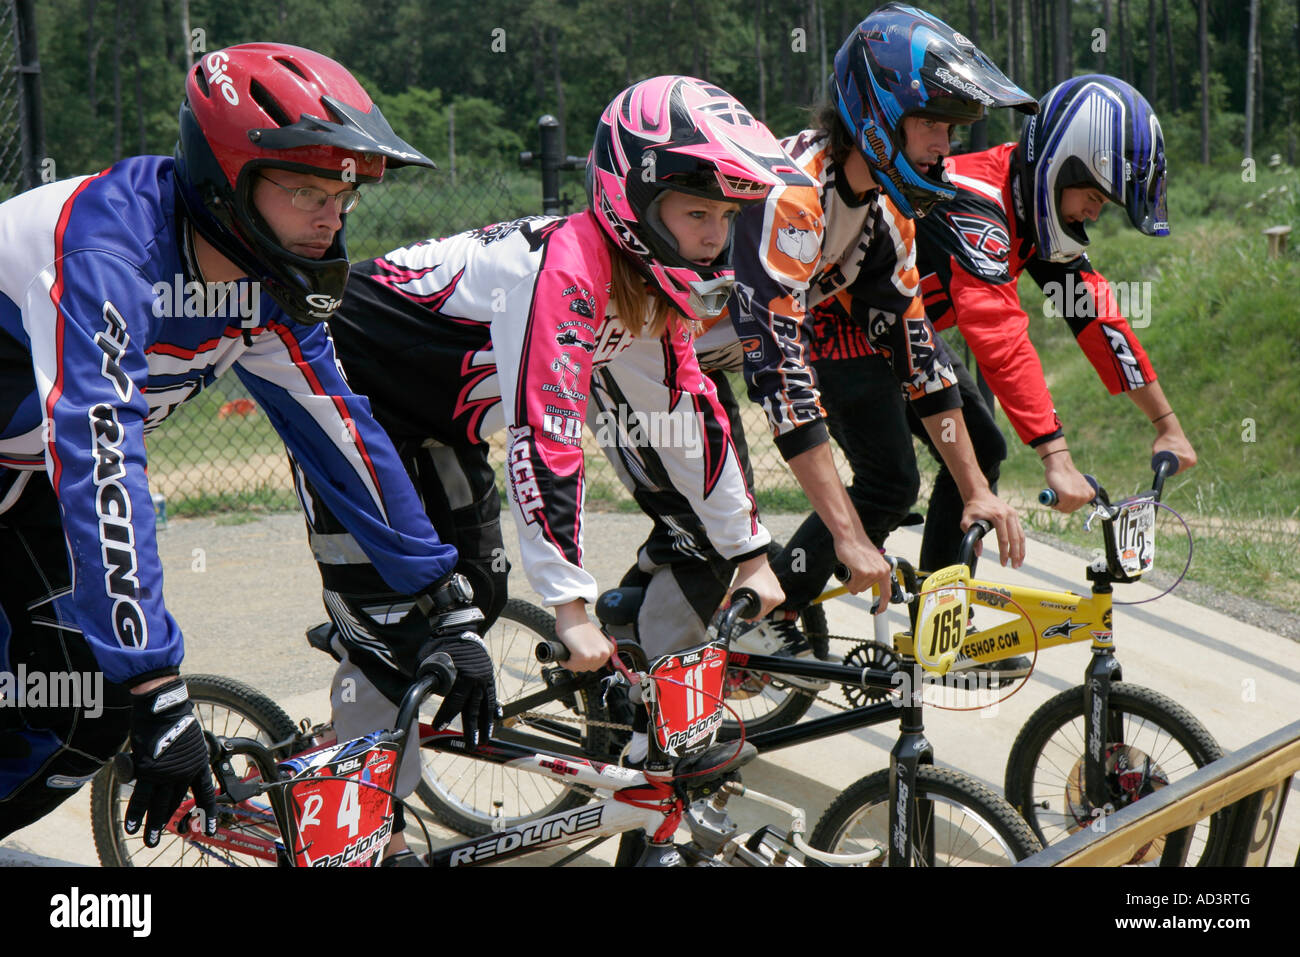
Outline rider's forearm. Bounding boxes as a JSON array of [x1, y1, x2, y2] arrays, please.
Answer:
[[920, 409, 992, 501], [1126, 381, 1179, 430], [786, 442, 870, 543], [553, 599, 591, 630]]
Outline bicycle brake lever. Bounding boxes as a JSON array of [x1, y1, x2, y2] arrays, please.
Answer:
[[600, 672, 628, 708], [1083, 500, 1120, 531], [1083, 507, 1100, 532]]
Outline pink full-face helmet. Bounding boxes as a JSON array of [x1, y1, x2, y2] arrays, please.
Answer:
[[586, 75, 810, 321]]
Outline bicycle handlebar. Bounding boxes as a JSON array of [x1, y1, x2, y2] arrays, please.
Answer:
[[193, 655, 458, 799], [535, 588, 761, 664], [1038, 453, 1179, 508], [1037, 475, 1100, 508], [955, 519, 993, 569], [395, 654, 456, 734]]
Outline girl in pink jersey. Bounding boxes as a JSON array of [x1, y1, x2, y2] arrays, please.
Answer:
[[298, 76, 814, 859]]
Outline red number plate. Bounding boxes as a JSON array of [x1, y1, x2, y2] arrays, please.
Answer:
[[649, 642, 728, 757], [283, 738, 399, 867]]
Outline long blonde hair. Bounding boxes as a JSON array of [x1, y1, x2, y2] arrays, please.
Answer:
[[607, 243, 677, 340]]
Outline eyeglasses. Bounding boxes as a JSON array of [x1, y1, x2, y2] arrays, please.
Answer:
[[259, 174, 361, 214]]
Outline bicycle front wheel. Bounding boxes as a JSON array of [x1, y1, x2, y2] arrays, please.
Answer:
[[810, 766, 1041, 865], [415, 598, 613, 836], [90, 674, 297, 867], [1003, 682, 1225, 865]]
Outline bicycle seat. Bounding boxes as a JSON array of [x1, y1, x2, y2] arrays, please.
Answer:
[[672, 740, 757, 793], [306, 622, 342, 662], [596, 587, 645, 627]]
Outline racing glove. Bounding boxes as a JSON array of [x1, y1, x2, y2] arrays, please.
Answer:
[[415, 573, 498, 747], [124, 678, 218, 847]]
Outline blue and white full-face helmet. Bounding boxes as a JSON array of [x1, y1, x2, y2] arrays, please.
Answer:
[[830, 2, 1037, 218], [1018, 74, 1169, 263]]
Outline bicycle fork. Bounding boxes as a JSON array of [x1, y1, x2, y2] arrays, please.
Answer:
[[1081, 584, 1124, 822], [889, 663, 935, 867]]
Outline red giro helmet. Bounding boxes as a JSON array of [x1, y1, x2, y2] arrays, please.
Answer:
[[174, 44, 435, 323]]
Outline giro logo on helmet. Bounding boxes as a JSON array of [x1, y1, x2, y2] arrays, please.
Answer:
[[205, 52, 240, 106], [305, 293, 343, 317]]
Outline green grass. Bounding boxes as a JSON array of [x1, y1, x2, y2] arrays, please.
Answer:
[[146, 381, 285, 473], [960, 163, 1300, 613]]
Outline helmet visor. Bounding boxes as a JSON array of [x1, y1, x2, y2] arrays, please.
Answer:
[[686, 274, 736, 318], [1129, 147, 1168, 236]]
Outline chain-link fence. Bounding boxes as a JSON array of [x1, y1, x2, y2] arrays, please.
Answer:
[[0, 3, 26, 201], [147, 165, 528, 513], [147, 158, 822, 518]]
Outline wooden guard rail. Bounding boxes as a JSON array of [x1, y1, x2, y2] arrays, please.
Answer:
[[1018, 719, 1300, 867]]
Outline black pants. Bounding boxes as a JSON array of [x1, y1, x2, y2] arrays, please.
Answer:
[[595, 370, 752, 658], [0, 473, 133, 839], [293, 438, 509, 707], [770, 352, 1005, 609]]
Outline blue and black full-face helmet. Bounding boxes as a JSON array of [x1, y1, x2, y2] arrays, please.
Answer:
[[831, 3, 1037, 218], [1017, 74, 1169, 263]]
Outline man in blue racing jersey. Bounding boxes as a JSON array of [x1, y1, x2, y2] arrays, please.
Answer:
[[0, 43, 496, 848]]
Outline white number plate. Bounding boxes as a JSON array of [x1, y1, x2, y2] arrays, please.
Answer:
[[1111, 498, 1156, 576]]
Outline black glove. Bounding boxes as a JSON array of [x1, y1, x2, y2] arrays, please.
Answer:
[[124, 678, 217, 847], [416, 573, 497, 747]]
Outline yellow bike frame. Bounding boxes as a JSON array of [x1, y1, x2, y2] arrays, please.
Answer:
[[817, 566, 1117, 672]]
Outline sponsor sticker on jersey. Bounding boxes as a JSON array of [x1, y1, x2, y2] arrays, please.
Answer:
[[947, 212, 1011, 278], [506, 427, 545, 524], [561, 283, 597, 320], [758, 188, 824, 287], [541, 351, 586, 401]]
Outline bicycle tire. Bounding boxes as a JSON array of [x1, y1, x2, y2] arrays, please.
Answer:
[[90, 674, 298, 868], [810, 766, 1041, 865], [719, 603, 825, 737], [1003, 682, 1226, 865], [415, 598, 613, 836]]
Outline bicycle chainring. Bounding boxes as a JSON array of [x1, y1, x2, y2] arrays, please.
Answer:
[[839, 640, 902, 706]]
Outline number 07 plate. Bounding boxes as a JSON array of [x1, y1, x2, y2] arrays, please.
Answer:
[[1111, 497, 1156, 576]]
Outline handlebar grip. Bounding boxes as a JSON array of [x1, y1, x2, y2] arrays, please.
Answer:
[[416, 652, 457, 696], [1039, 474, 1102, 508], [535, 639, 571, 663], [728, 587, 761, 619], [831, 562, 851, 583], [1151, 450, 1180, 480], [113, 750, 135, 782]]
